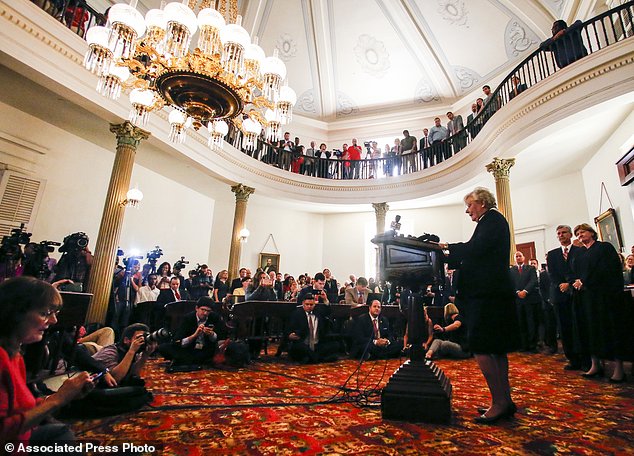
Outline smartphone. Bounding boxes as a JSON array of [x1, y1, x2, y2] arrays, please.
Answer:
[[91, 369, 109, 382]]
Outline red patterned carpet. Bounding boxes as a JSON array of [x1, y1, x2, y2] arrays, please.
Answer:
[[69, 352, 634, 455]]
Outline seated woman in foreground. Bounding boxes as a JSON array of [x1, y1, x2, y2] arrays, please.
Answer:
[[425, 303, 472, 360]]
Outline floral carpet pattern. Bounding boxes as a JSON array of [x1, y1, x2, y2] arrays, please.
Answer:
[[69, 352, 634, 455]]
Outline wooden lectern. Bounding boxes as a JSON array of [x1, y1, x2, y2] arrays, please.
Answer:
[[372, 231, 452, 423]]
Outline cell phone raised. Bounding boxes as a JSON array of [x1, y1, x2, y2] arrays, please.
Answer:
[[90, 368, 109, 382]]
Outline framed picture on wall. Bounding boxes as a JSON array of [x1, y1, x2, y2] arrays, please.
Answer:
[[594, 208, 623, 252], [259, 253, 280, 274]]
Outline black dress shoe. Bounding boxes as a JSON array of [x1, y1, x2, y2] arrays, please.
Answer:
[[563, 364, 581, 370], [473, 412, 510, 424], [581, 369, 604, 378], [609, 374, 627, 384], [476, 403, 516, 418]]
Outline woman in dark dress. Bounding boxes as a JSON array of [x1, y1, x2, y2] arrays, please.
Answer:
[[572, 223, 627, 383], [439, 187, 520, 424]]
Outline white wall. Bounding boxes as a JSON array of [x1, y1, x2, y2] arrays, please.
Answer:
[[582, 110, 634, 254], [0, 100, 222, 269]]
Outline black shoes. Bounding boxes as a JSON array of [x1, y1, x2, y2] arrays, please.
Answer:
[[563, 363, 581, 370], [473, 403, 517, 424], [477, 402, 517, 416], [581, 368, 604, 378], [609, 374, 627, 384]]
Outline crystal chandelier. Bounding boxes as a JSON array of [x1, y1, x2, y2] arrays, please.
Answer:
[[83, 0, 297, 149]]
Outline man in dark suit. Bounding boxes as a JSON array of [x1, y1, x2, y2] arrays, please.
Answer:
[[510, 251, 540, 352], [158, 297, 226, 369], [153, 277, 182, 330], [230, 267, 248, 293], [546, 224, 584, 370], [287, 294, 338, 363], [350, 300, 403, 359], [530, 259, 557, 354]]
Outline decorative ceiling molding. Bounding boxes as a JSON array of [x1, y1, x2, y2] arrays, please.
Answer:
[[436, 0, 469, 27], [453, 66, 482, 93], [275, 33, 298, 62], [505, 19, 540, 58], [336, 92, 359, 118], [296, 89, 317, 113], [353, 34, 391, 78], [414, 79, 441, 103]]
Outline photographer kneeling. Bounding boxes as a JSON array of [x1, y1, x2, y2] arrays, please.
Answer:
[[92, 323, 156, 386], [159, 297, 227, 371]]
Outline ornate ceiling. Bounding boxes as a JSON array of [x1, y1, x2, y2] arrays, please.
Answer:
[[239, 0, 574, 120], [107, 1, 600, 123]]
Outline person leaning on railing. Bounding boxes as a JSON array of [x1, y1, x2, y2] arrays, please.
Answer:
[[540, 20, 588, 69]]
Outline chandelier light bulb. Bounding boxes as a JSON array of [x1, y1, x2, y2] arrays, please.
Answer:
[[129, 88, 155, 126], [261, 50, 287, 103], [219, 16, 250, 78], [197, 8, 225, 56], [144, 9, 167, 49], [107, 3, 146, 60], [163, 2, 198, 58], [83, 26, 113, 76], [96, 63, 129, 100], [242, 117, 261, 151], [168, 109, 189, 143], [239, 227, 250, 241], [277, 84, 297, 124], [244, 36, 265, 82], [207, 119, 229, 147]]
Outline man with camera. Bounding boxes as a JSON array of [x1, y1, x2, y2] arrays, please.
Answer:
[[159, 297, 226, 371], [92, 323, 157, 385], [53, 232, 93, 291]]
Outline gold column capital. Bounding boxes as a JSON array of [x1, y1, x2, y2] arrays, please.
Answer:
[[486, 157, 515, 180], [372, 202, 390, 218], [231, 183, 255, 202], [109, 121, 150, 149]]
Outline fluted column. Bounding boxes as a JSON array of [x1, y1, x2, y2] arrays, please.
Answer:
[[372, 202, 389, 283], [86, 122, 149, 324], [486, 157, 516, 264], [372, 202, 390, 235], [227, 183, 255, 280]]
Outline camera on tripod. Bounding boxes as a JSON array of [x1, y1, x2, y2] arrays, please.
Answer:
[[174, 256, 189, 270], [0, 223, 31, 258], [123, 255, 143, 269], [146, 246, 163, 263], [58, 232, 89, 253]]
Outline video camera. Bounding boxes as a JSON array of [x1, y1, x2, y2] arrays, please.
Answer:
[[58, 232, 89, 253], [174, 256, 189, 271], [146, 246, 163, 263], [123, 255, 143, 269], [0, 224, 32, 263]]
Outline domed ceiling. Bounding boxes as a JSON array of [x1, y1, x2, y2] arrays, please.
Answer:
[[241, 0, 564, 120], [127, 0, 581, 122]]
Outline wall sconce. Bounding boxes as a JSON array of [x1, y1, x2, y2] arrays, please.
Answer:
[[121, 186, 143, 208], [239, 227, 250, 243]]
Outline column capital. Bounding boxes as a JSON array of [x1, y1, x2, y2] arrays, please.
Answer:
[[109, 121, 150, 149], [372, 202, 390, 218], [486, 157, 515, 180], [231, 183, 255, 202]]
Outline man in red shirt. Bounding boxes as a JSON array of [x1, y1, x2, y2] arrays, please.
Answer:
[[347, 138, 362, 179]]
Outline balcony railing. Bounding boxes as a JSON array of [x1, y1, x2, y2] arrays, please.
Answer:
[[33, 0, 634, 180]]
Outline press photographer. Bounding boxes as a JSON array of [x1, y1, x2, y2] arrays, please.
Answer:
[[53, 232, 93, 291], [108, 254, 143, 335], [188, 263, 213, 300], [22, 240, 61, 281], [0, 223, 30, 281], [145, 245, 163, 275], [92, 323, 160, 385]]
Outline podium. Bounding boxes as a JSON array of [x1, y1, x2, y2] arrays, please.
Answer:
[[372, 232, 452, 423]]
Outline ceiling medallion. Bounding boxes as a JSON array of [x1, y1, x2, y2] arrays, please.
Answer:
[[275, 33, 297, 62], [437, 0, 469, 27], [353, 34, 390, 78], [83, 0, 297, 149]]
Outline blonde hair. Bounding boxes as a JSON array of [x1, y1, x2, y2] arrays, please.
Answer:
[[464, 187, 497, 209], [444, 303, 459, 321]]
